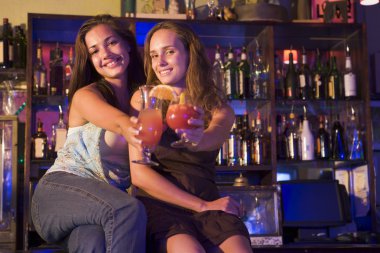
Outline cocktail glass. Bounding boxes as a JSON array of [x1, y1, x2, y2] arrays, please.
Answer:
[[166, 92, 199, 148], [132, 85, 163, 166]]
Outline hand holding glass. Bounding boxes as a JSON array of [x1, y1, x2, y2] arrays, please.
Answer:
[[132, 85, 163, 166], [166, 92, 200, 148]]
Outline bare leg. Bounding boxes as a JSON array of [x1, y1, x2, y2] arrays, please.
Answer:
[[217, 235, 252, 253], [167, 234, 206, 253]]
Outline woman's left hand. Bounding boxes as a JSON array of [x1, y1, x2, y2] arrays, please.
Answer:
[[175, 106, 204, 150]]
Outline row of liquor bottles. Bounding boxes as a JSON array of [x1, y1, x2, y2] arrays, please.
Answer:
[[33, 42, 74, 96], [276, 46, 357, 100], [276, 106, 364, 162], [211, 44, 358, 101], [31, 106, 67, 160], [216, 106, 364, 166], [0, 17, 27, 69], [216, 112, 271, 166]]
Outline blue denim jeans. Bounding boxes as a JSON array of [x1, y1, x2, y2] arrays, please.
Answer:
[[31, 171, 146, 253]]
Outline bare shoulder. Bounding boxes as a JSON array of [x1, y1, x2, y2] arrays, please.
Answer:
[[69, 83, 106, 126], [72, 83, 102, 101], [213, 103, 235, 119]]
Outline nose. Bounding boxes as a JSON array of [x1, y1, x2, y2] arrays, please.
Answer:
[[157, 54, 167, 66], [99, 46, 111, 59]]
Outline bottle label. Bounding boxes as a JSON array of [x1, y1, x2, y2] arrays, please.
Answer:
[[225, 70, 232, 96], [65, 64, 72, 78], [299, 74, 306, 87], [328, 76, 335, 99], [40, 72, 46, 88], [314, 74, 322, 98], [34, 138, 45, 158], [238, 71, 244, 96], [0, 42, 3, 63], [344, 73, 356, 97], [287, 136, 295, 159], [286, 87, 293, 98], [253, 139, 261, 164], [241, 140, 248, 165]]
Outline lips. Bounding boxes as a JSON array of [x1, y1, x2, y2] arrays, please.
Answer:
[[103, 56, 123, 68], [159, 68, 172, 76]]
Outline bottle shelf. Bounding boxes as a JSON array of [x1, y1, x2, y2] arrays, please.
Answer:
[[277, 159, 367, 168], [32, 95, 68, 106], [216, 164, 272, 172]]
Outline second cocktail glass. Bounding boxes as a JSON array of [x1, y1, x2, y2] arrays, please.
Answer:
[[132, 85, 163, 166], [166, 92, 199, 148]]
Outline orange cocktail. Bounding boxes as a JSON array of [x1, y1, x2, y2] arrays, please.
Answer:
[[166, 103, 198, 130], [137, 108, 163, 149]]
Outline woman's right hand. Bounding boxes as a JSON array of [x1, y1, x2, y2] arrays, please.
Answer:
[[201, 196, 241, 217], [125, 116, 143, 152]]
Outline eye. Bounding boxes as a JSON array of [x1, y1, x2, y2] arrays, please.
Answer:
[[150, 53, 158, 59], [89, 48, 98, 55], [165, 49, 175, 55], [108, 39, 118, 46]]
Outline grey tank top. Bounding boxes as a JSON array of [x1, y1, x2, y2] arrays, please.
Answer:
[[46, 122, 131, 190]]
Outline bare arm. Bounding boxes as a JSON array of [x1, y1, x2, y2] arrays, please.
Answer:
[[69, 84, 142, 150], [176, 103, 235, 152], [129, 91, 240, 214]]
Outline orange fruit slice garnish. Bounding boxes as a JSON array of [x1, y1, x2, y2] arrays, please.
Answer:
[[149, 84, 177, 101]]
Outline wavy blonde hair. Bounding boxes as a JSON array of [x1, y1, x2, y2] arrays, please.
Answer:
[[143, 21, 226, 122]]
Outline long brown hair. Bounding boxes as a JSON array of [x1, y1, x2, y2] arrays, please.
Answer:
[[68, 14, 145, 108], [143, 21, 226, 120]]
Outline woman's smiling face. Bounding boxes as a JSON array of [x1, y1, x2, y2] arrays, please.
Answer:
[[149, 29, 189, 89], [85, 24, 130, 83]]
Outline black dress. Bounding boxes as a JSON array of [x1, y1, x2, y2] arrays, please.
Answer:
[[137, 128, 249, 252]]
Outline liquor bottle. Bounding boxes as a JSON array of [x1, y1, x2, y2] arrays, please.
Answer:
[[250, 43, 268, 99], [212, 44, 225, 96], [124, 0, 136, 17], [216, 139, 228, 166], [327, 56, 342, 100], [331, 115, 346, 160], [252, 112, 264, 164], [2, 18, 12, 68], [52, 105, 67, 156], [297, 115, 303, 159], [31, 119, 48, 160], [346, 107, 364, 160], [13, 26, 27, 68], [285, 51, 297, 99], [299, 106, 315, 160], [343, 46, 357, 99], [64, 46, 75, 96], [274, 54, 285, 99], [312, 48, 325, 100], [237, 47, 250, 99], [316, 115, 331, 159], [240, 113, 252, 165], [228, 116, 241, 166], [186, 0, 195, 20], [276, 114, 287, 159], [284, 111, 299, 160], [50, 42, 64, 95], [224, 45, 238, 99], [298, 47, 312, 100], [33, 41, 47, 95]]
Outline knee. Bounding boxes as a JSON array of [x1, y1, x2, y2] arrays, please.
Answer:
[[67, 225, 105, 253], [120, 197, 146, 220]]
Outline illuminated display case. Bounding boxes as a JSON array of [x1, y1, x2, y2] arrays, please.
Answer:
[[219, 185, 282, 246], [0, 115, 18, 251]]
